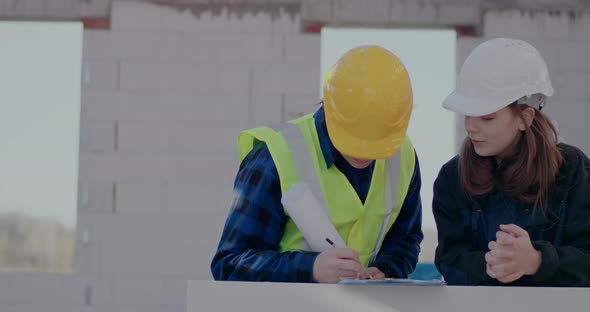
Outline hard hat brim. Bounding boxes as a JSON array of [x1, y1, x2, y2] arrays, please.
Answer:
[[326, 119, 404, 160], [442, 90, 514, 117]]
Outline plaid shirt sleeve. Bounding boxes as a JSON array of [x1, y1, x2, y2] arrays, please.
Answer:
[[211, 142, 319, 282], [371, 151, 424, 278]]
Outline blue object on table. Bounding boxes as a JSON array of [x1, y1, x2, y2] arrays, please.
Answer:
[[408, 262, 442, 280]]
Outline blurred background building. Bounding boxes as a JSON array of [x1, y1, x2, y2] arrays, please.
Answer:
[[0, 0, 589, 311]]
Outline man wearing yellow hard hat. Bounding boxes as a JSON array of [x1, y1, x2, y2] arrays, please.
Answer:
[[211, 45, 423, 283]]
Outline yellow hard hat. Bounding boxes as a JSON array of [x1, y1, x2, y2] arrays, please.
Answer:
[[324, 45, 413, 159]]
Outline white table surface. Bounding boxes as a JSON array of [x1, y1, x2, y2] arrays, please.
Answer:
[[188, 280, 590, 312]]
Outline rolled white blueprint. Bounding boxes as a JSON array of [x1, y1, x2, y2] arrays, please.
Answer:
[[281, 182, 347, 251]]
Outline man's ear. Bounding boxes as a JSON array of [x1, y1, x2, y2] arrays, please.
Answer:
[[519, 107, 536, 131]]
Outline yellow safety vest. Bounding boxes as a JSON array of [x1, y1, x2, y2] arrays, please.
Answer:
[[237, 113, 416, 266]]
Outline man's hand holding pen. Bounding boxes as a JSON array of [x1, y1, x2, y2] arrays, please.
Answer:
[[312, 238, 384, 283]]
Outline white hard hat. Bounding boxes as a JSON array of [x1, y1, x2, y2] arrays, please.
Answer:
[[443, 38, 554, 117]]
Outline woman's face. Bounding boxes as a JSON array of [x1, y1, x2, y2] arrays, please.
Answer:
[[464, 106, 528, 159]]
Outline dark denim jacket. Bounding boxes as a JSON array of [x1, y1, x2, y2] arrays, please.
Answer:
[[440, 190, 567, 286], [434, 143, 590, 286], [468, 191, 566, 250]]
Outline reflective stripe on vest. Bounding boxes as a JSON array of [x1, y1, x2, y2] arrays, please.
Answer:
[[237, 113, 415, 266], [279, 123, 401, 264]]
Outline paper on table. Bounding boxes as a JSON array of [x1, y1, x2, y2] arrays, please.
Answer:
[[281, 182, 347, 251], [339, 278, 445, 286]]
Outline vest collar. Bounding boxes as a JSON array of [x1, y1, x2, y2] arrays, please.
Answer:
[[313, 105, 337, 169]]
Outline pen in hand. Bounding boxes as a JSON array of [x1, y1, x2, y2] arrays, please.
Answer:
[[325, 237, 372, 280], [325, 237, 336, 248]]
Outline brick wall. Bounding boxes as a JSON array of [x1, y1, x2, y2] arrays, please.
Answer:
[[0, 1, 588, 311]]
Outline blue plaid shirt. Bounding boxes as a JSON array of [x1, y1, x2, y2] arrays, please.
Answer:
[[211, 106, 423, 282]]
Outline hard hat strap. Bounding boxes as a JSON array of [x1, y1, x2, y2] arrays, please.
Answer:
[[516, 93, 547, 111]]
